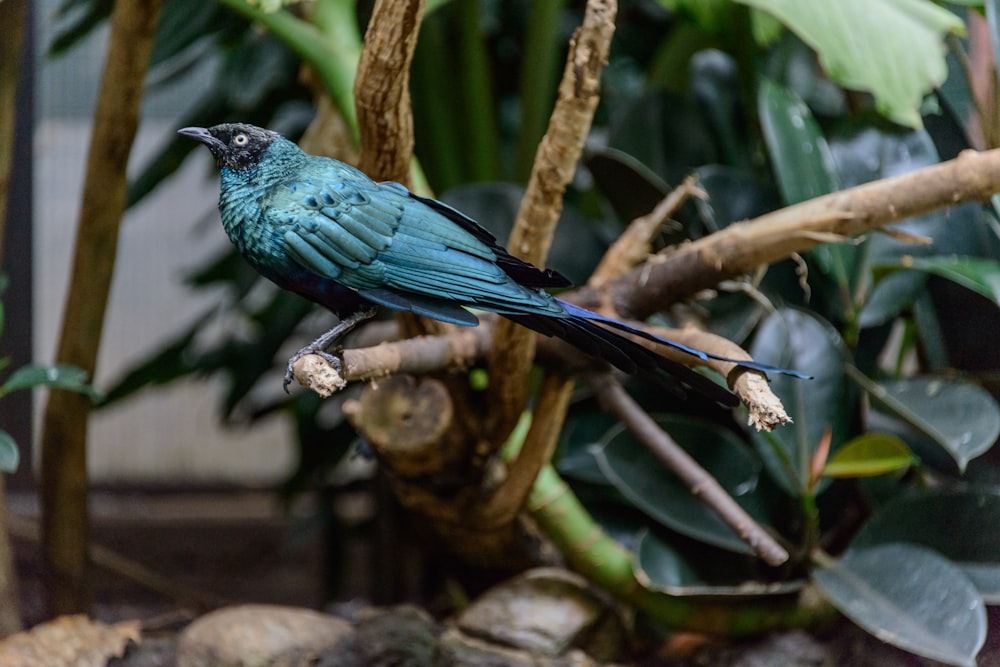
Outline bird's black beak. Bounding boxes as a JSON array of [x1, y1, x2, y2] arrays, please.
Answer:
[[178, 126, 226, 154]]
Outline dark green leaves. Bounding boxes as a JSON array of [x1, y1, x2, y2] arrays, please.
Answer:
[[749, 309, 850, 495], [813, 544, 986, 667], [864, 376, 1000, 472], [593, 415, 771, 554], [850, 488, 1000, 602]]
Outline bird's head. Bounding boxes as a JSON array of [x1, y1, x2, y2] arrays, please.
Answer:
[[178, 123, 280, 172]]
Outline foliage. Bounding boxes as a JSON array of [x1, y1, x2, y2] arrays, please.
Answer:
[[49, 0, 1000, 663], [0, 276, 97, 472]]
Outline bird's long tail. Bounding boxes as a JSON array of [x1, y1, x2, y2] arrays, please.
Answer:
[[503, 300, 809, 406]]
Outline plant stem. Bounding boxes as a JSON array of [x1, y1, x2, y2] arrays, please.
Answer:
[[529, 464, 835, 636]]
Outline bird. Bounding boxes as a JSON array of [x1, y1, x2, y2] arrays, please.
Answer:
[[179, 123, 807, 406]]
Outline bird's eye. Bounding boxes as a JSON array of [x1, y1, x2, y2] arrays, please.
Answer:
[[233, 133, 248, 146]]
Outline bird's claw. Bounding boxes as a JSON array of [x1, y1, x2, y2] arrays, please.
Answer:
[[283, 349, 343, 393], [282, 308, 378, 393]]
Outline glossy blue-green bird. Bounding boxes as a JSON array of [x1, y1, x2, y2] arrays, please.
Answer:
[[180, 123, 806, 404]]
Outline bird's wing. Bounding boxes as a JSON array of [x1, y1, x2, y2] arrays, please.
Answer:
[[268, 169, 565, 325]]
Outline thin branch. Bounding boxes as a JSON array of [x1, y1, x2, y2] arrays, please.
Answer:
[[585, 373, 789, 566], [293, 315, 791, 430], [292, 327, 490, 397], [590, 175, 703, 287], [486, 0, 617, 443], [584, 148, 1000, 320]]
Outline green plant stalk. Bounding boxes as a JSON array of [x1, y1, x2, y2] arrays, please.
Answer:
[[455, 0, 500, 181], [216, 0, 361, 139], [528, 464, 835, 636], [412, 14, 465, 190], [514, 0, 565, 182]]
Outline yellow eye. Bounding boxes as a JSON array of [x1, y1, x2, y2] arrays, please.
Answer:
[[233, 133, 248, 146]]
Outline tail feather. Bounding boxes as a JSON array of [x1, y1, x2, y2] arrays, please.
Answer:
[[556, 300, 812, 380], [503, 312, 740, 406]]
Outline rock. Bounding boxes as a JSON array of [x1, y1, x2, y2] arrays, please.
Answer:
[[456, 567, 626, 661], [441, 627, 609, 667], [176, 604, 352, 667], [314, 605, 442, 667]]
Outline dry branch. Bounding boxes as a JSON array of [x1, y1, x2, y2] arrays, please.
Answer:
[[589, 148, 1000, 319], [486, 0, 618, 443], [590, 175, 703, 287], [354, 0, 425, 186]]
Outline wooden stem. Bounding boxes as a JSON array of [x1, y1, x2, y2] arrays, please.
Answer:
[[38, 0, 162, 616]]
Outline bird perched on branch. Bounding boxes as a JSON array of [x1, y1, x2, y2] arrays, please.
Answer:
[[180, 123, 806, 405]]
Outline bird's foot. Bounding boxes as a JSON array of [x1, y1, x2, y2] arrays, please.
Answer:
[[283, 308, 378, 393]]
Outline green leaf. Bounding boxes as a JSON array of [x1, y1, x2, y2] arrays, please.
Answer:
[[655, 0, 738, 34], [749, 309, 851, 496], [0, 430, 19, 473], [1, 364, 99, 400], [851, 488, 1000, 603], [758, 78, 856, 295], [813, 543, 986, 667], [822, 433, 916, 478], [584, 146, 669, 225], [757, 77, 841, 206], [862, 376, 1000, 472], [593, 414, 772, 555], [876, 256, 1000, 305], [738, 0, 965, 127], [634, 529, 802, 596]]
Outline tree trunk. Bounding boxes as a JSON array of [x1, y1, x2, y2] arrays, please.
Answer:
[[38, 0, 163, 616]]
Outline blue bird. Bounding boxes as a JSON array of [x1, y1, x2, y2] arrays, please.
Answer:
[[179, 123, 807, 405]]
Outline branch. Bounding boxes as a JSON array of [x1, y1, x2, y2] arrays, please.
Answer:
[[292, 327, 490, 397], [293, 314, 791, 430], [38, 0, 163, 616], [586, 373, 790, 566], [590, 175, 703, 287], [588, 148, 1000, 319], [354, 0, 425, 186], [486, 0, 617, 443]]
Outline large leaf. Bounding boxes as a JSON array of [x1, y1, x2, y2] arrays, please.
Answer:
[[813, 543, 986, 667], [0, 430, 18, 473], [757, 77, 840, 206], [851, 488, 1000, 602], [633, 529, 802, 596], [749, 309, 851, 495], [583, 147, 670, 225], [738, 0, 965, 127], [758, 78, 857, 305], [864, 377, 1000, 472], [592, 414, 773, 554], [607, 90, 718, 188]]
